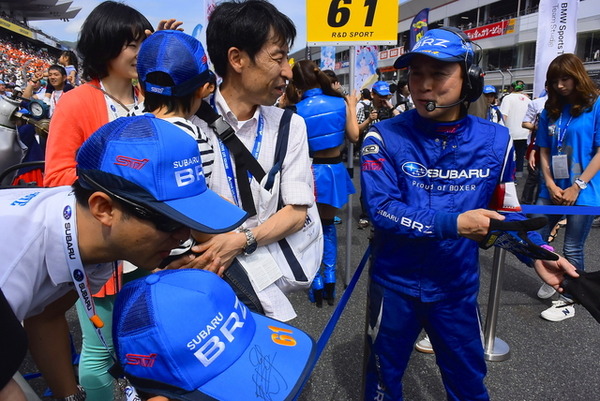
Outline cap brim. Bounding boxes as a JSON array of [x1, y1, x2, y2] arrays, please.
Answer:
[[193, 313, 316, 400], [156, 188, 248, 234], [79, 169, 247, 234], [132, 313, 316, 401]]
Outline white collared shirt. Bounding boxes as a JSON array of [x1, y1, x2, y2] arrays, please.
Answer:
[[0, 187, 113, 321], [192, 88, 314, 229]]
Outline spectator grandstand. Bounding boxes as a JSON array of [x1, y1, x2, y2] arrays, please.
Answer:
[[0, 1, 79, 91], [0, 31, 56, 88]]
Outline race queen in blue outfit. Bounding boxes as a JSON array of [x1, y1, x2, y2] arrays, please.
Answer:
[[287, 60, 359, 307], [534, 53, 600, 322], [360, 28, 578, 400]]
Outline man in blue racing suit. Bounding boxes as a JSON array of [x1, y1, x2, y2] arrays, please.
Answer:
[[360, 27, 578, 401]]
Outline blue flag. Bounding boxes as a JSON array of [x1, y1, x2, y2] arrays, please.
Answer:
[[409, 8, 430, 51]]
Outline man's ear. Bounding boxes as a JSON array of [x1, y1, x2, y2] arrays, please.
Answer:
[[227, 47, 247, 74], [87, 192, 117, 227]]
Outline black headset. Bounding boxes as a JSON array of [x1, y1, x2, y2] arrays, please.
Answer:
[[437, 26, 484, 102]]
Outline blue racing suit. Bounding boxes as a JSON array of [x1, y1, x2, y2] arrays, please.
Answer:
[[361, 109, 539, 400]]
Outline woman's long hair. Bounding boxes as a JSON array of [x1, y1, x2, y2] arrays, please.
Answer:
[[545, 53, 598, 120], [286, 60, 342, 104]]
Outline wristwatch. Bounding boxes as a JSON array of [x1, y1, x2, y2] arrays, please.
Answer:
[[239, 227, 257, 255], [575, 178, 587, 190], [55, 385, 86, 401]]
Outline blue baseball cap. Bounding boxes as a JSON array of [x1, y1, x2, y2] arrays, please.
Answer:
[[137, 30, 210, 97], [483, 85, 497, 94], [372, 81, 391, 96], [113, 269, 316, 401], [76, 114, 247, 233], [394, 28, 474, 69]]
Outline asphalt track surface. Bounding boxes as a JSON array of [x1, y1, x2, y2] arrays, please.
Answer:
[[20, 169, 600, 401]]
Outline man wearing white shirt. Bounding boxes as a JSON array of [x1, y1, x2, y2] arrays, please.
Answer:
[[500, 81, 531, 177], [182, 0, 314, 321]]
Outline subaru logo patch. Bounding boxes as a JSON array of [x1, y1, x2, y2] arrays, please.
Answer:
[[73, 269, 84, 282], [63, 205, 72, 220], [402, 162, 428, 178]]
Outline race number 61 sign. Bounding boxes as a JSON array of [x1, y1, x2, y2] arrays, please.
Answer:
[[307, 0, 398, 46]]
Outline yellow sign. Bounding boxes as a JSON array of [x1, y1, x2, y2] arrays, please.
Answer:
[[307, 0, 398, 46], [0, 19, 34, 39]]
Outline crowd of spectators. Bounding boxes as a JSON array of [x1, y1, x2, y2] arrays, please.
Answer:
[[0, 31, 58, 91]]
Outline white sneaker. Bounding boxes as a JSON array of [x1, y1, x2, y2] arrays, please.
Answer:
[[537, 282, 556, 299], [540, 297, 575, 322], [415, 335, 434, 354]]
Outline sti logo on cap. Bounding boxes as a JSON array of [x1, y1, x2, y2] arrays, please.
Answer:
[[115, 156, 149, 170], [125, 353, 157, 367]]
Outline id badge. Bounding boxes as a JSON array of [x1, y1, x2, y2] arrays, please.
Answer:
[[552, 154, 570, 179]]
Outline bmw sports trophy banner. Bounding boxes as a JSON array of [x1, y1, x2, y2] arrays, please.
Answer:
[[534, 0, 578, 98]]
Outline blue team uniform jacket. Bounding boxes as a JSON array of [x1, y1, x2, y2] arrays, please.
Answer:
[[360, 109, 535, 302]]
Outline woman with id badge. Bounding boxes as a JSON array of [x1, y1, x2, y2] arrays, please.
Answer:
[[534, 53, 600, 322]]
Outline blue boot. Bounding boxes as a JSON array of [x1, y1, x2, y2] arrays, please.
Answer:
[[322, 223, 337, 305], [308, 273, 324, 307]]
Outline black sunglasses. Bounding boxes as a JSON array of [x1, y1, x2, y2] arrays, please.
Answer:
[[80, 173, 186, 233]]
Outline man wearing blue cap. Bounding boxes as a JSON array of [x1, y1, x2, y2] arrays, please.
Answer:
[[0, 115, 246, 401], [360, 27, 578, 400], [358, 80, 396, 134], [482, 84, 504, 125]]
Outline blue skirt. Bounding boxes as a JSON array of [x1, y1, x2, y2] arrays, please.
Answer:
[[312, 161, 356, 208]]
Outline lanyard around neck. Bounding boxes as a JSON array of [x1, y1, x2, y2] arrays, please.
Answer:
[[61, 192, 141, 400], [61, 192, 114, 352], [95, 81, 138, 121], [556, 112, 573, 153], [211, 97, 264, 207]]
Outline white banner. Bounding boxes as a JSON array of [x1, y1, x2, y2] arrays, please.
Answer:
[[534, 0, 579, 98]]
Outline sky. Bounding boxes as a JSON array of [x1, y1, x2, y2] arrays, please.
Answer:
[[30, 0, 308, 52]]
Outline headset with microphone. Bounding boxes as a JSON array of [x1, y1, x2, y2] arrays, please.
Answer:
[[421, 26, 484, 112]]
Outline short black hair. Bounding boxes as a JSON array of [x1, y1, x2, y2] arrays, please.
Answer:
[[73, 179, 95, 207], [142, 72, 196, 115], [77, 1, 152, 81], [48, 64, 67, 76], [207, 0, 296, 78]]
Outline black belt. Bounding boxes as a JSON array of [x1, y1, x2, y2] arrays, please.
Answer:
[[312, 155, 343, 164]]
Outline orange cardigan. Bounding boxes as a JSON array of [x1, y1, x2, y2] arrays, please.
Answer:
[[44, 79, 122, 296], [45, 79, 109, 187]]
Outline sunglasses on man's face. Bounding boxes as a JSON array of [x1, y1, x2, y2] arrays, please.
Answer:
[[80, 174, 186, 233]]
